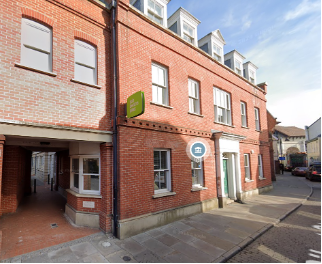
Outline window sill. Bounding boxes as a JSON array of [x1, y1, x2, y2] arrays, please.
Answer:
[[152, 191, 176, 199], [150, 102, 173, 109], [15, 63, 57, 77], [188, 112, 204, 118], [66, 189, 102, 198], [214, 121, 235, 128], [255, 129, 262, 133], [191, 187, 208, 192], [259, 177, 267, 181], [71, 79, 101, 89], [245, 179, 254, 183], [241, 126, 249, 129]]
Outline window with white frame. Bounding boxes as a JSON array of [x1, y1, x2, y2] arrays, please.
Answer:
[[154, 150, 171, 193], [235, 60, 242, 75], [152, 63, 168, 105], [182, 22, 194, 44], [244, 154, 250, 180], [21, 18, 52, 72], [213, 43, 222, 62], [192, 159, 203, 187], [74, 40, 97, 85], [188, 79, 200, 114], [147, 0, 163, 25], [241, 102, 247, 127], [258, 155, 263, 178], [213, 87, 231, 125], [70, 156, 100, 195], [249, 70, 255, 84], [255, 108, 260, 131]]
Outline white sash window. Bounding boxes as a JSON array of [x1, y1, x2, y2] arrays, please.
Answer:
[[74, 40, 97, 85], [21, 18, 52, 72]]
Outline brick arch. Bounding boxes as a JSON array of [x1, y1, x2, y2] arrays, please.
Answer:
[[286, 147, 300, 155], [74, 30, 98, 47], [21, 7, 54, 28]]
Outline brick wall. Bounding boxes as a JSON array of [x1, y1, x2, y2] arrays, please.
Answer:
[[67, 192, 102, 213], [1, 146, 31, 214], [115, 1, 272, 220], [0, 0, 112, 131]]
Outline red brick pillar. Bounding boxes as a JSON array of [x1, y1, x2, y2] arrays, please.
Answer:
[[99, 143, 113, 233], [0, 135, 6, 217]]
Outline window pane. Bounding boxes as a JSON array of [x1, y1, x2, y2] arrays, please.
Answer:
[[22, 19, 51, 52], [155, 4, 162, 17], [154, 151, 160, 170], [152, 65, 158, 84], [194, 99, 199, 114], [72, 159, 79, 173], [75, 64, 95, 84], [160, 151, 167, 169], [244, 155, 249, 166], [154, 171, 160, 190], [83, 175, 99, 191], [158, 86, 163, 104], [74, 173, 79, 189], [159, 171, 167, 189], [148, 0, 154, 9], [83, 158, 99, 174], [75, 41, 96, 68], [21, 47, 50, 72], [152, 84, 158, 103], [158, 67, 165, 86]]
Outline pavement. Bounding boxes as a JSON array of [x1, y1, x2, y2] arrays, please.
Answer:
[[1, 172, 315, 263]]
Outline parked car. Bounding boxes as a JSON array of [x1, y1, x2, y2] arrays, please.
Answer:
[[291, 167, 307, 176], [285, 165, 293, 172], [306, 162, 321, 181]]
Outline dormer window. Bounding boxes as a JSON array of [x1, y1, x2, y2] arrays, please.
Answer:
[[213, 43, 222, 62], [183, 22, 194, 44], [147, 0, 163, 25], [249, 70, 255, 84], [235, 60, 242, 75], [168, 7, 200, 46]]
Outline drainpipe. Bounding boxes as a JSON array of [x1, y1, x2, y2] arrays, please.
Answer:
[[212, 132, 223, 208], [111, 0, 118, 237]]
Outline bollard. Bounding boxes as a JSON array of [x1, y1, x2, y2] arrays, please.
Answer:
[[51, 178, 53, 191], [48, 174, 50, 185], [34, 179, 36, 193]]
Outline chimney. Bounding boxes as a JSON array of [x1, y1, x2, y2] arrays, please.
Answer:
[[257, 82, 267, 94]]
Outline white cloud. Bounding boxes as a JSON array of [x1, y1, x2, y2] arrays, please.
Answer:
[[284, 0, 320, 21], [244, 11, 321, 128], [241, 15, 252, 31]]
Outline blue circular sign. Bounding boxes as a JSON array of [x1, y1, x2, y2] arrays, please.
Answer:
[[190, 142, 207, 158]]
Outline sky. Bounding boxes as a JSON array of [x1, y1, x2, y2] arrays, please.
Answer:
[[167, 0, 321, 129]]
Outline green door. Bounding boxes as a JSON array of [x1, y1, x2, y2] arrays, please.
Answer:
[[223, 159, 229, 195]]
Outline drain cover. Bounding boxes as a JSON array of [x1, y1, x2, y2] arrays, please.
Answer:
[[123, 256, 131, 262], [51, 223, 58, 228]]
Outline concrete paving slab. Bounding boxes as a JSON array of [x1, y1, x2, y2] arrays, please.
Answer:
[[47, 247, 79, 263], [183, 228, 235, 251], [181, 218, 214, 232], [207, 228, 244, 244], [131, 233, 152, 244], [155, 233, 180, 247], [142, 238, 174, 257], [225, 227, 251, 239], [81, 252, 109, 263], [146, 229, 164, 238], [133, 249, 167, 263], [188, 238, 225, 258], [164, 251, 196, 263], [23, 254, 51, 263], [117, 238, 146, 256], [171, 242, 215, 263], [170, 221, 192, 232], [105, 250, 137, 263], [8, 256, 21, 263], [70, 242, 98, 259], [161, 226, 196, 243]]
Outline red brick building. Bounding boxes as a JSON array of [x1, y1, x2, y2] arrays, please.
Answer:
[[0, 0, 273, 240]]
